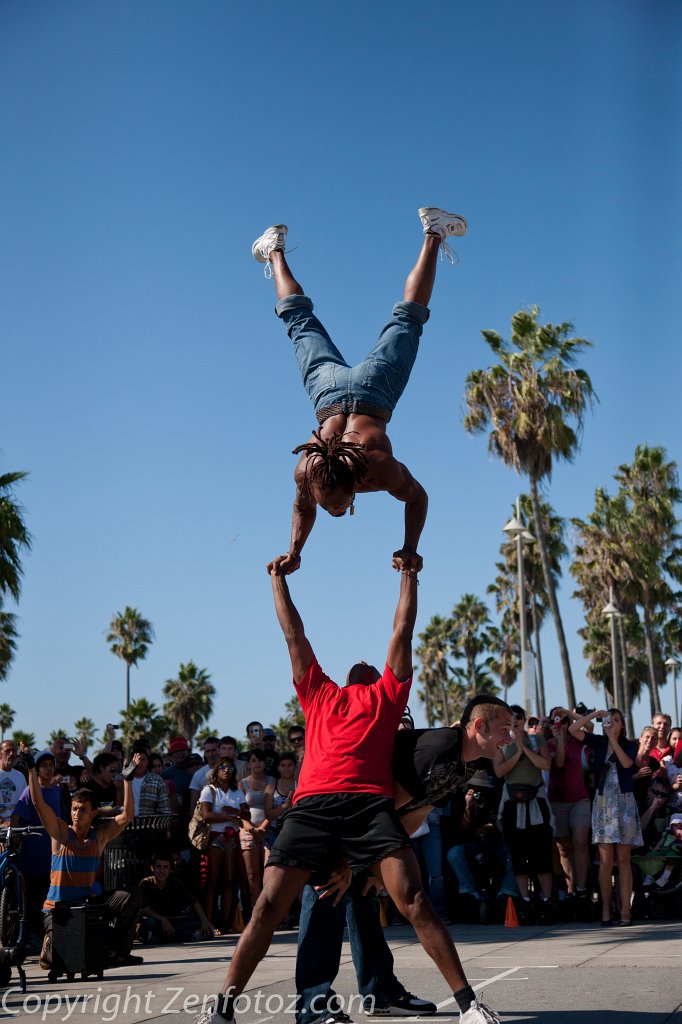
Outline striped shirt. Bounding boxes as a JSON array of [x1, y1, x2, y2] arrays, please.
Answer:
[[43, 827, 100, 911]]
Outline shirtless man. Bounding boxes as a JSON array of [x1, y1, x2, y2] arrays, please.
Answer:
[[251, 207, 467, 576]]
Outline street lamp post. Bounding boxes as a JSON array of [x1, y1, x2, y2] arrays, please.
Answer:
[[602, 587, 623, 710], [503, 498, 536, 717], [664, 657, 680, 727]]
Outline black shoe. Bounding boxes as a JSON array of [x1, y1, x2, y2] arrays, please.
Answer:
[[538, 899, 557, 925], [110, 952, 144, 966], [367, 991, 437, 1016], [120, 759, 137, 782]]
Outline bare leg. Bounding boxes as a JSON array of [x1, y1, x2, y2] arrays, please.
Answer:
[[220, 864, 310, 996], [616, 845, 633, 922], [404, 234, 441, 306], [598, 844, 615, 920], [572, 826, 590, 890], [376, 847, 469, 992], [555, 837, 575, 892], [270, 249, 304, 302]]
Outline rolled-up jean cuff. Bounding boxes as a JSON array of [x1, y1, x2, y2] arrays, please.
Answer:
[[392, 300, 430, 325], [275, 294, 314, 317]]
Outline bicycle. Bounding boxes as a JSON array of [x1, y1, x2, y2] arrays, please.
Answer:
[[0, 823, 46, 992]]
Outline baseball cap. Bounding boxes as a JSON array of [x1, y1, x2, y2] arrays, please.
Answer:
[[168, 737, 190, 754], [262, 728, 276, 739], [35, 750, 57, 767]]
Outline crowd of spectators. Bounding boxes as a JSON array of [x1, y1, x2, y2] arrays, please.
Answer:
[[1, 703, 681, 956]]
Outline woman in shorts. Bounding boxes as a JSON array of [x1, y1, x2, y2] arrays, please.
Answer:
[[200, 757, 249, 932]]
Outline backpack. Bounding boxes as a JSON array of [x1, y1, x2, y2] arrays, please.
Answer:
[[188, 785, 215, 851]]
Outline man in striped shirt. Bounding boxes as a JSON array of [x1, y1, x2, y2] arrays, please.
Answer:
[[27, 751, 143, 969]]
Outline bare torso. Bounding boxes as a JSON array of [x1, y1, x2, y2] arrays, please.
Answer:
[[295, 412, 395, 493]]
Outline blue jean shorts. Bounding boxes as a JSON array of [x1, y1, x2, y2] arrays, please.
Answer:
[[275, 295, 430, 423]]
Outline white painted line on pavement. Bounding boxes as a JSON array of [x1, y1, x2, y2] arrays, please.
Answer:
[[436, 965, 522, 1009]]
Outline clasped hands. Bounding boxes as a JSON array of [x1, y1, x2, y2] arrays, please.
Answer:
[[266, 549, 423, 576]]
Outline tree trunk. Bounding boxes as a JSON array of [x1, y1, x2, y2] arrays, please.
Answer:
[[125, 662, 131, 712], [439, 676, 450, 727], [617, 615, 634, 737], [641, 596, 662, 715], [531, 600, 546, 716], [529, 476, 576, 709]]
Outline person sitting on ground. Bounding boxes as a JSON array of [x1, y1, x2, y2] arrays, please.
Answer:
[[255, 207, 468, 578], [640, 814, 682, 890], [28, 752, 144, 969], [138, 851, 214, 944]]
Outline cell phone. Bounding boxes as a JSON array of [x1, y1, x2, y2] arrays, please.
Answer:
[[602, 714, 611, 728]]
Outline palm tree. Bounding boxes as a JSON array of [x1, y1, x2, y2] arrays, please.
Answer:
[[119, 698, 168, 751], [416, 616, 456, 726], [163, 662, 216, 744], [73, 717, 97, 754], [0, 704, 15, 740], [613, 446, 682, 714], [0, 602, 19, 682], [486, 620, 519, 703], [450, 594, 493, 699], [271, 695, 306, 750], [464, 306, 595, 709], [48, 729, 68, 746], [106, 607, 155, 711], [12, 730, 35, 750], [0, 470, 31, 601]]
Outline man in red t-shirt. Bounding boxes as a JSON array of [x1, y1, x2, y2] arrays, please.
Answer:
[[198, 569, 501, 1024]]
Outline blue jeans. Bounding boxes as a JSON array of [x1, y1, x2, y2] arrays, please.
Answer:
[[296, 877, 402, 1024], [275, 295, 430, 420], [411, 821, 446, 914], [446, 839, 518, 898]]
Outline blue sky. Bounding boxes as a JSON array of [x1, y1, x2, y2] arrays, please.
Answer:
[[2, 1, 681, 748]]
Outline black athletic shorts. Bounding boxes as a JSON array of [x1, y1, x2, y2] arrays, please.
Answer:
[[266, 793, 410, 878]]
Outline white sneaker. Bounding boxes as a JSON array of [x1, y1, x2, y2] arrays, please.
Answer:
[[418, 207, 468, 238], [252, 224, 287, 263], [194, 1010, 233, 1024], [459, 995, 502, 1023]]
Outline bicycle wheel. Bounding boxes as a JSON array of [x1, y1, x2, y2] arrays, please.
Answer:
[[0, 870, 26, 947]]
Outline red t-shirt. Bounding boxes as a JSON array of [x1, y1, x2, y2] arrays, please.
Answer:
[[651, 745, 672, 762], [292, 659, 411, 803], [675, 740, 682, 761]]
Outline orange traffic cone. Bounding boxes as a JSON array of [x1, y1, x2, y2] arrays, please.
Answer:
[[505, 896, 519, 928]]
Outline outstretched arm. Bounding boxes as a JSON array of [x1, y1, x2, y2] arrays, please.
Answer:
[[267, 466, 317, 576], [28, 762, 70, 845], [270, 571, 315, 683], [385, 569, 419, 681], [382, 460, 428, 574]]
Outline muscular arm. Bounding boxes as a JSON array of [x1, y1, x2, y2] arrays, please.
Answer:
[[270, 572, 315, 683], [371, 456, 428, 572], [267, 464, 317, 576], [385, 570, 419, 682], [28, 768, 70, 845]]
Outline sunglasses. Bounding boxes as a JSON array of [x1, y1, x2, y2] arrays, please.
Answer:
[[290, 736, 304, 743], [218, 763, 234, 771]]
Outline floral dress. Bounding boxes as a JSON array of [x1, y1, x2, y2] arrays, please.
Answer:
[[592, 758, 643, 846]]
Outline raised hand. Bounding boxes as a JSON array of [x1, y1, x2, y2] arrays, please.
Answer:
[[266, 552, 302, 576], [392, 549, 423, 575]]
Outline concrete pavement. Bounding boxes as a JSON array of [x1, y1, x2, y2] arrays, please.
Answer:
[[1, 919, 681, 1023]]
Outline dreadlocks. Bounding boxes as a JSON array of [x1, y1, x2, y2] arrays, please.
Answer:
[[293, 430, 368, 493]]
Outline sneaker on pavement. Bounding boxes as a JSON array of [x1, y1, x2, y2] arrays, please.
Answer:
[[459, 996, 502, 1023], [194, 1011, 233, 1024], [320, 1013, 353, 1024], [418, 207, 468, 238], [367, 990, 437, 1016], [252, 224, 287, 263]]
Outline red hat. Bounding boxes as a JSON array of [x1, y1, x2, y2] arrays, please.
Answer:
[[169, 737, 190, 753]]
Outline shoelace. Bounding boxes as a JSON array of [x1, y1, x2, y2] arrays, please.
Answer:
[[440, 238, 460, 264], [472, 997, 502, 1023], [263, 243, 297, 278]]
